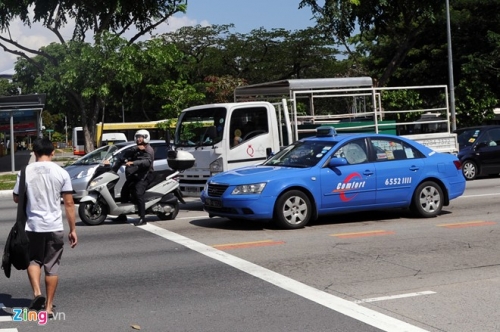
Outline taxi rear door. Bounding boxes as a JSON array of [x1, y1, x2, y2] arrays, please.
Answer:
[[370, 138, 425, 205]]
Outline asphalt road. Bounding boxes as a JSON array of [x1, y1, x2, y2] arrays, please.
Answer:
[[0, 177, 499, 331]]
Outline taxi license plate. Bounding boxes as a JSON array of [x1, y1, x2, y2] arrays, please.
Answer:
[[205, 198, 222, 208]]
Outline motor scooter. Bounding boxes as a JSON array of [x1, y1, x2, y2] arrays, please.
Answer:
[[78, 149, 195, 226]]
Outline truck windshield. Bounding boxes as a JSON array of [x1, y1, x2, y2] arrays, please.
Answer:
[[263, 141, 336, 168], [175, 107, 227, 147]]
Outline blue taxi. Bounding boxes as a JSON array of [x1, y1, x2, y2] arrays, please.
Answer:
[[201, 127, 466, 229]]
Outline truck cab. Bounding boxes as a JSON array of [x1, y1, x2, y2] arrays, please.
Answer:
[[174, 102, 281, 196]]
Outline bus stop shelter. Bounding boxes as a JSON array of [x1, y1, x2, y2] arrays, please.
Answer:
[[0, 94, 46, 172]]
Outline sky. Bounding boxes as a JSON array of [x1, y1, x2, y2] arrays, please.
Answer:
[[0, 1, 316, 74]]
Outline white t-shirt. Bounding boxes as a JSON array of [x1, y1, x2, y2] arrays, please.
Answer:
[[13, 161, 73, 232]]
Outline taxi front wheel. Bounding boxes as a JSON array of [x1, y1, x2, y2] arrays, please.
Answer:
[[274, 190, 312, 229], [411, 181, 443, 218]]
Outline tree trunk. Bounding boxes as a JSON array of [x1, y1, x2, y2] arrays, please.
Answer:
[[378, 28, 421, 87], [67, 91, 100, 153]]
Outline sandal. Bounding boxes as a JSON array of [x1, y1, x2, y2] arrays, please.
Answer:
[[28, 295, 45, 311]]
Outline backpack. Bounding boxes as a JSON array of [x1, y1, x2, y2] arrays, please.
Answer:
[[2, 166, 30, 278]]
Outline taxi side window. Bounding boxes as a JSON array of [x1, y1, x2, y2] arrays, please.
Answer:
[[333, 139, 368, 165], [371, 139, 422, 161]]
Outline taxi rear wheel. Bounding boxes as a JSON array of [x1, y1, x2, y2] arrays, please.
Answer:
[[274, 190, 311, 229], [411, 181, 443, 218]]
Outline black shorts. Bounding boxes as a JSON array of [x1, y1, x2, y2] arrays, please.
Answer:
[[26, 231, 64, 276]]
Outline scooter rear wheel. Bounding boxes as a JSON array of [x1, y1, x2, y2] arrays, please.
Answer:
[[79, 201, 108, 226]]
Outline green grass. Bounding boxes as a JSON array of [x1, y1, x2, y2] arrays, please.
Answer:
[[0, 174, 17, 191]]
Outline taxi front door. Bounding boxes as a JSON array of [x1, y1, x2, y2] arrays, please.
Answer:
[[320, 139, 377, 210]]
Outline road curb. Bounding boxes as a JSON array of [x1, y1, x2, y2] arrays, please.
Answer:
[[0, 190, 13, 198]]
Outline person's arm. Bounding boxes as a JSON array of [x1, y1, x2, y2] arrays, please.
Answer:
[[12, 171, 20, 203], [62, 193, 78, 248]]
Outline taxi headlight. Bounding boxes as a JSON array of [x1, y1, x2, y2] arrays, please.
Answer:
[[231, 183, 266, 195]]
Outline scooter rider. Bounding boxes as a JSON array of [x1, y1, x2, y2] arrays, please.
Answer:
[[116, 129, 155, 226]]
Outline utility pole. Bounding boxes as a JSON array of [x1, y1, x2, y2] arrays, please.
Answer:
[[65, 115, 68, 147], [446, 0, 457, 131]]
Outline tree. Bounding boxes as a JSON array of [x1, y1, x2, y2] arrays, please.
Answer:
[[0, 0, 187, 152], [125, 37, 205, 120], [161, 24, 343, 101], [0, 79, 19, 95], [299, 0, 443, 86]]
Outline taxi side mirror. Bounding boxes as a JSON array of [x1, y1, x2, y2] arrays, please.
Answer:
[[329, 157, 348, 167]]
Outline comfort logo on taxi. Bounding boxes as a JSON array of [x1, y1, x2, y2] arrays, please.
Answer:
[[333, 172, 366, 202]]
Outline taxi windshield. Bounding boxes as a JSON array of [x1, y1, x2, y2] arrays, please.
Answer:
[[263, 141, 337, 168]]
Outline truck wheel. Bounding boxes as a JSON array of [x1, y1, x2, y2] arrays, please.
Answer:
[[462, 160, 477, 180], [273, 190, 311, 229], [411, 181, 443, 218], [78, 201, 108, 225], [158, 202, 179, 220]]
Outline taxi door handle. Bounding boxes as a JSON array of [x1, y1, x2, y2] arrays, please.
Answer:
[[363, 170, 374, 176], [409, 166, 420, 171]]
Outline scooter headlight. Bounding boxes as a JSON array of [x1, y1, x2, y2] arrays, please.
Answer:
[[88, 176, 105, 190]]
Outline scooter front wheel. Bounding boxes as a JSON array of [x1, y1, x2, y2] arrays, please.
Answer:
[[79, 201, 108, 226], [157, 202, 179, 221]]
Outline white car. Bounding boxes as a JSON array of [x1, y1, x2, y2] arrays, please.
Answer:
[[64, 140, 170, 200]]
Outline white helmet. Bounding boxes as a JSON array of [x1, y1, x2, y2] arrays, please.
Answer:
[[135, 129, 150, 144]]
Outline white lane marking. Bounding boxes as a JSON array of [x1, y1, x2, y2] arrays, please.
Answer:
[[0, 329, 18, 332], [174, 215, 208, 220], [354, 291, 436, 304], [140, 223, 428, 332], [457, 193, 499, 198], [0, 316, 12, 322]]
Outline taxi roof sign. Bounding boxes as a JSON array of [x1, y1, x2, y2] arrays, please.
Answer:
[[316, 126, 337, 137]]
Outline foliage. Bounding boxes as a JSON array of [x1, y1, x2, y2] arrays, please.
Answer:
[[204, 75, 247, 103], [0, 174, 16, 190], [299, 0, 442, 87], [134, 38, 205, 120], [1, 0, 187, 153], [380, 90, 424, 122], [162, 24, 342, 87], [300, 0, 500, 127], [0, 0, 187, 43], [0, 79, 19, 95], [8, 0, 500, 139]]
